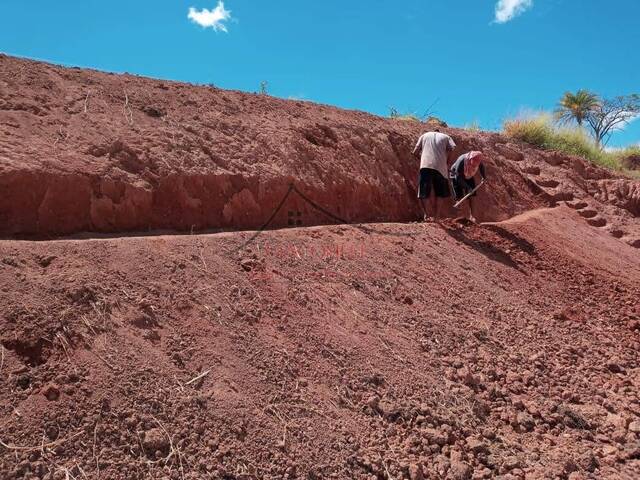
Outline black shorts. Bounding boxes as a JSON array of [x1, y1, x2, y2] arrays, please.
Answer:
[[452, 176, 476, 201], [417, 168, 450, 199]]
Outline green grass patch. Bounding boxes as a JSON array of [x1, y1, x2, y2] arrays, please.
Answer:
[[503, 114, 637, 176], [464, 120, 481, 132], [388, 107, 420, 122], [392, 114, 421, 122]]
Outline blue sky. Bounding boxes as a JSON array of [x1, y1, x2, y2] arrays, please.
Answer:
[[1, 0, 639, 146]]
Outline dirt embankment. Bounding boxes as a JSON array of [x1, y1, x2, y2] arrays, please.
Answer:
[[1, 55, 640, 480], [1, 206, 639, 479], [1, 55, 639, 245]]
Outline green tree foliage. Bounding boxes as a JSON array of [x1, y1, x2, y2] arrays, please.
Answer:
[[556, 91, 640, 148], [555, 90, 600, 127]]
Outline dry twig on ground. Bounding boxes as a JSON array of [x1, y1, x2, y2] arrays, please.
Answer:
[[0, 431, 83, 453], [123, 91, 133, 125], [90, 348, 117, 372], [151, 416, 185, 480], [185, 370, 210, 386], [92, 420, 100, 476]]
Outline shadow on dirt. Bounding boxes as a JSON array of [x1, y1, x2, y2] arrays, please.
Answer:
[[483, 224, 538, 257], [441, 222, 524, 271], [2, 338, 48, 367]]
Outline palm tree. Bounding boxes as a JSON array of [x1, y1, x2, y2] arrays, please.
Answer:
[[555, 90, 600, 126]]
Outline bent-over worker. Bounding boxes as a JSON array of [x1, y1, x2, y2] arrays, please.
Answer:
[[450, 150, 487, 223]]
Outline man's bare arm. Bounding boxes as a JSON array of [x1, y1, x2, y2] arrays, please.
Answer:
[[446, 138, 457, 167], [480, 162, 487, 180], [412, 135, 423, 158], [446, 149, 457, 168]]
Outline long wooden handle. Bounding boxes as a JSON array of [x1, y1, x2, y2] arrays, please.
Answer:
[[453, 180, 485, 209]]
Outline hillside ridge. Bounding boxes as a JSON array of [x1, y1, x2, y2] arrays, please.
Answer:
[[1, 54, 640, 480], [1, 55, 638, 247]]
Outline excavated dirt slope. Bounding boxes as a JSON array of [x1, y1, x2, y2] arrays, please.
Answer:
[[1, 54, 639, 244], [1, 56, 640, 480]]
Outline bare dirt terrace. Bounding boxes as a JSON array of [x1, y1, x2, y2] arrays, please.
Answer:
[[0, 55, 639, 479]]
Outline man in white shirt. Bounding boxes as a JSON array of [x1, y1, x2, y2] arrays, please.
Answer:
[[412, 129, 456, 221]]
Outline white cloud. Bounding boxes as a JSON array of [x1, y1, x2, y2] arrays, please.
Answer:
[[610, 112, 640, 132], [494, 0, 533, 23], [188, 2, 232, 32]]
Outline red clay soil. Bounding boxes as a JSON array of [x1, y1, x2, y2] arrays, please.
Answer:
[[1, 207, 639, 480], [1, 55, 639, 246], [1, 56, 640, 480]]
